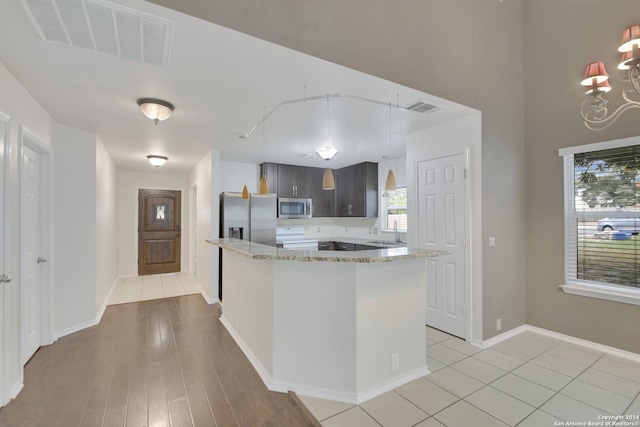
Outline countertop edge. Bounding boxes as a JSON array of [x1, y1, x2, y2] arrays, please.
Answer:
[[207, 238, 448, 263]]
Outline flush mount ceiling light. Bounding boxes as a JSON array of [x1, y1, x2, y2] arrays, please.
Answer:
[[580, 24, 640, 130], [316, 146, 338, 160], [147, 155, 168, 167], [137, 98, 174, 125]]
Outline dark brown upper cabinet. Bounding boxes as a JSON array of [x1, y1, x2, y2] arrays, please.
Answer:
[[336, 162, 378, 217], [276, 164, 310, 198], [309, 167, 336, 217]]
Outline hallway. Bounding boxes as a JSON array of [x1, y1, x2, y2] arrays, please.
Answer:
[[0, 295, 311, 426]]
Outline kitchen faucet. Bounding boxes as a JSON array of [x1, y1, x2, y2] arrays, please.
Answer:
[[394, 220, 403, 243]]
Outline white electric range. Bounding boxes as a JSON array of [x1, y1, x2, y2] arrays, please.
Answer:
[[275, 226, 319, 251]]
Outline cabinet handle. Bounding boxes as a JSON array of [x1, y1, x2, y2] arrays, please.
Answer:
[[37, 257, 47, 264], [348, 204, 352, 215], [0, 274, 11, 284]]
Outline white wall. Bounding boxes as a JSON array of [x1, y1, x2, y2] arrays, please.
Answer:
[[407, 113, 484, 344], [189, 150, 219, 302], [117, 171, 189, 277], [52, 123, 97, 336], [95, 137, 118, 312], [0, 63, 51, 404], [219, 161, 259, 194]]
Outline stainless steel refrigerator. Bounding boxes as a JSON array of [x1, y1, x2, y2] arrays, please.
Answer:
[[218, 191, 277, 299]]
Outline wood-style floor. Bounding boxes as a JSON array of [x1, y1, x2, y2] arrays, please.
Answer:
[[0, 295, 313, 426]]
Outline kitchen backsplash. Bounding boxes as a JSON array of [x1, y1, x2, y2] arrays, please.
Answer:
[[276, 217, 401, 241]]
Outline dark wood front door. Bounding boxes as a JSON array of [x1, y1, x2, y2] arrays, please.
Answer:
[[138, 189, 181, 275]]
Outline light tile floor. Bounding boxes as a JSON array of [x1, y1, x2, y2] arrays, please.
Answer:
[[299, 327, 640, 427], [107, 272, 201, 305]]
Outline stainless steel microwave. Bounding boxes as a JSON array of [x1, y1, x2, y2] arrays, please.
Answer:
[[278, 198, 312, 219]]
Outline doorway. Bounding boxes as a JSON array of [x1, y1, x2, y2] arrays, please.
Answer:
[[418, 153, 468, 339], [138, 189, 182, 275]]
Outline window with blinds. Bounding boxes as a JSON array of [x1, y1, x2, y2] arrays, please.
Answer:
[[563, 143, 639, 290], [382, 187, 407, 232]]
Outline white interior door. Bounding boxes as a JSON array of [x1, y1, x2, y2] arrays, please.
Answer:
[[0, 113, 9, 406], [21, 145, 42, 364], [418, 153, 467, 339]]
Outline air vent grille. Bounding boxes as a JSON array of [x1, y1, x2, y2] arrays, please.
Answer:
[[404, 101, 438, 114], [21, 0, 173, 68]]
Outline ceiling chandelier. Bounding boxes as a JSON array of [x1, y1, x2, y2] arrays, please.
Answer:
[[580, 24, 640, 130]]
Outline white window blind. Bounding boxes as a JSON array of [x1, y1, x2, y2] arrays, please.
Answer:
[[563, 144, 639, 291]]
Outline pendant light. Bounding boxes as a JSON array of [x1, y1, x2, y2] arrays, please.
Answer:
[[322, 94, 336, 190], [259, 106, 269, 194], [384, 103, 397, 195], [241, 134, 249, 199]]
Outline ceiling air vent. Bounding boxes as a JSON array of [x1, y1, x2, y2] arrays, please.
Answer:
[[404, 101, 438, 114], [20, 0, 173, 68]]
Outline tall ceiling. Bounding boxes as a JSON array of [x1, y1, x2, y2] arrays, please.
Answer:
[[0, 0, 475, 174]]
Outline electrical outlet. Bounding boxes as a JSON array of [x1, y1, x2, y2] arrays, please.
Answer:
[[496, 318, 502, 331], [237, 318, 241, 333], [345, 226, 348, 232], [369, 228, 372, 234], [373, 227, 378, 234], [317, 226, 321, 232], [489, 236, 496, 247], [391, 353, 400, 371]]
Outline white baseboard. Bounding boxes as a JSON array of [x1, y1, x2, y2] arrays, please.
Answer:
[[524, 325, 640, 364], [219, 315, 273, 386], [9, 381, 23, 400], [53, 276, 119, 341], [470, 325, 528, 349], [221, 314, 430, 405], [197, 283, 219, 304], [470, 324, 640, 364]]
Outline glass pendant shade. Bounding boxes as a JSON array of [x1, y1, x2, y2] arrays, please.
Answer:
[[580, 61, 609, 86], [137, 98, 174, 124], [317, 146, 338, 160], [259, 175, 269, 194], [322, 167, 335, 190], [241, 185, 249, 200], [385, 169, 397, 192]]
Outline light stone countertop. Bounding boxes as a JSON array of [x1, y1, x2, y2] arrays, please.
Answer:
[[207, 238, 448, 263]]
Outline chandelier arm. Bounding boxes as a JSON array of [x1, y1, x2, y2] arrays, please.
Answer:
[[629, 65, 640, 94], [582, 102, 640, 130]]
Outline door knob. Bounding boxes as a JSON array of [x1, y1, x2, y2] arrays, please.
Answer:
[[0, 274, 11, 283], [37, 257, 47, 264]]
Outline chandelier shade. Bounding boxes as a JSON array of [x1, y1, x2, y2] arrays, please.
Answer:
[[619, 24, 640, 52], [584, 80, 612, 95], [618, 50, 637, 70], [581, 61, 609, 86]]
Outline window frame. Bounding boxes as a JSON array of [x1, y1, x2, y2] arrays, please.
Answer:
[[559, 137, 640, 306], [381, 186, 407, 234]]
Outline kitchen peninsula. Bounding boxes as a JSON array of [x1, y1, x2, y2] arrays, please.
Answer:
[[207, 238, 447, 404]]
